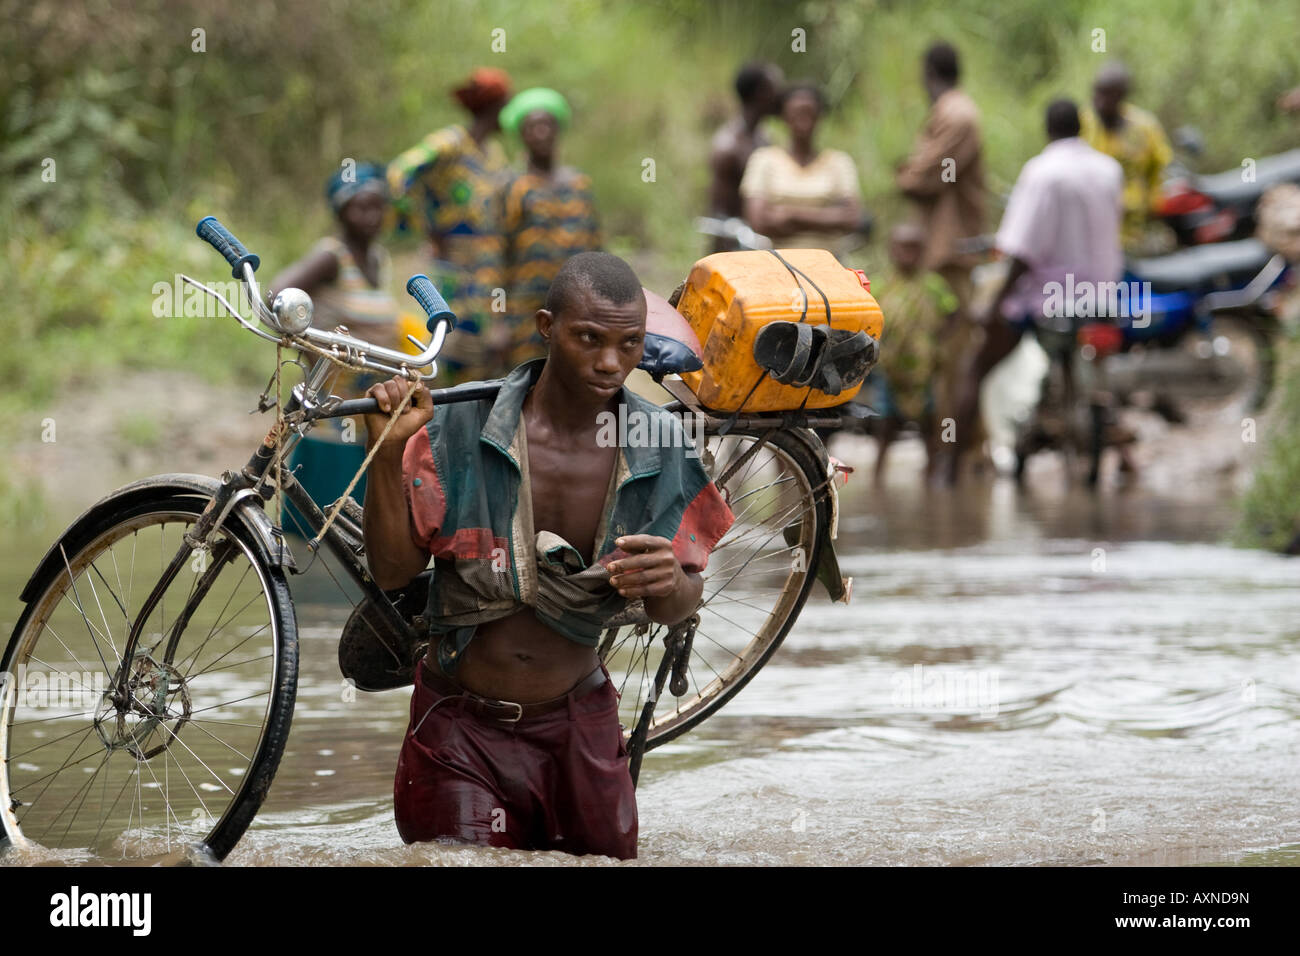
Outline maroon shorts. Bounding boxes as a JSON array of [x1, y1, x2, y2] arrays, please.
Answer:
[[393, 661, 638, 859]]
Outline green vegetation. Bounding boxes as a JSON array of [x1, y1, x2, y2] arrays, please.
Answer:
[[4, 0, 1300, 537], [1237, 331, 1300, 552]]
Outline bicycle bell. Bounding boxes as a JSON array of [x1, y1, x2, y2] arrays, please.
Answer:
[[271, 287, 314, 335]]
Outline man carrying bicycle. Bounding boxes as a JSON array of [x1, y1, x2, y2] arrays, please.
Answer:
[[361, 251, 734, 859]]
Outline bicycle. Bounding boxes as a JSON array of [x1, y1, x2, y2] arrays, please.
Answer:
[[1, 217, 856, 862]]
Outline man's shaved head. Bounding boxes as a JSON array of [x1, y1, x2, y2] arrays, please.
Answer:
[[545, 252, 645, 320], [1046, 98, 1081, 140], [1092, 61, 1131, 127], [1093, 60, 1131, 93]]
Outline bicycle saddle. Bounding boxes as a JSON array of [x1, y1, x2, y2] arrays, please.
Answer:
[[1195, 149, 1300, 208], [1128, 238, 1274, 293], [638, 288, 703, 380]]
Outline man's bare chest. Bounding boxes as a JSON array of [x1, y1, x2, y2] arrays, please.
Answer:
[[525, 432, 618, 562]]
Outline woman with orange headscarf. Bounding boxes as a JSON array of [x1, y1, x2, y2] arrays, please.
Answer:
[[388, 67, 514, 384]]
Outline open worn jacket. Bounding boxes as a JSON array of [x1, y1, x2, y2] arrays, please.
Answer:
[[400, 358, 735, 671]]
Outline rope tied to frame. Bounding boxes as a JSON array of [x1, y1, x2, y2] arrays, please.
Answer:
[[256, 321, 423, 553], [307, 373, 418, 552]]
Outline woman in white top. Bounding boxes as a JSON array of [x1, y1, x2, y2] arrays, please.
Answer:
[[740, 83, 866, 251]]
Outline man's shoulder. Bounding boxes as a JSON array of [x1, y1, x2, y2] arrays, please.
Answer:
[[711, 119, 742, 151], [935, 87, 981, 126], [1121, 102, 1162, 131], [1079, 143, 1124, 185], [422, 395, 493, 449]]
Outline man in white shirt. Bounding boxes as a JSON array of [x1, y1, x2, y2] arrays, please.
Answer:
[[946, 99, 1123, 481]]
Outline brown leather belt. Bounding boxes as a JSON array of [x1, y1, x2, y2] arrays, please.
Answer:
[[418, 661, 608, 723]]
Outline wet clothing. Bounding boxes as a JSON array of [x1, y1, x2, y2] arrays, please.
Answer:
[[500, 169, 602, 367], [1081, 103, 1173, 247], [896, 87, 988, 272], [387, 124, 509, 382], [399, 357, 735, 672], [739, 145, 862, 248], [995, 137, 1124, 327], [865, 269, 958, 423], [394, 658, 637, 858]]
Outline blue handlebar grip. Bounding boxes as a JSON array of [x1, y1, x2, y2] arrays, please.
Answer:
[[195, 216, 261, 278], [406, 274, 457, 332]]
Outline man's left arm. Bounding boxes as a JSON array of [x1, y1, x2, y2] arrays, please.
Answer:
[[608, 429, 736, 624]]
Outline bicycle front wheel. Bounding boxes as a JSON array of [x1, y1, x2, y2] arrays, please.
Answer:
[[1, 494, 297, 862], [601, 422, 831, 751]]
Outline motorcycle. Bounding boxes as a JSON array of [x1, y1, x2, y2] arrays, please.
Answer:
[[1013, 237, 1290, 483], [1155, 127, 1300, 247]]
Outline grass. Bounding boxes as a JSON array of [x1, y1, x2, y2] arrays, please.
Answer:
[[1236, 330, 1300, 552]]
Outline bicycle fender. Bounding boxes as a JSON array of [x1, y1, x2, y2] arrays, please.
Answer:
[[18, 473, 295, 605], [780, 427, 853, 605], [817, 478, 852, 604]]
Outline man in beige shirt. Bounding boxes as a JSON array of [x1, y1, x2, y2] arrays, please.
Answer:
[[896, 42, 987, 285], [896, 42, 987, 481]]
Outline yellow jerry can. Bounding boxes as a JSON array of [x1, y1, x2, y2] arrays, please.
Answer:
[[675, 248, 883, 412]]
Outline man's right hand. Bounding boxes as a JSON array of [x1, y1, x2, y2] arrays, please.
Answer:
[[364, 376, 434, 455]]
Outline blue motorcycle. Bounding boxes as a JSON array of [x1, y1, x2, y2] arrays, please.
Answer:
[[1013, 238, 1290, 484], [1107, 237, 1289, 414]]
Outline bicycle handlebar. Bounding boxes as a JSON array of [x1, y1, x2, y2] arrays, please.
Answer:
[[193, 216, 456, 380], [323, 380, 505, 420], [405, 274, 456, 332], [196, 216, 261, 278]]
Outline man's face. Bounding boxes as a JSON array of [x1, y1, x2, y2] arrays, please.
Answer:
[[539, 287, 646, 404], [520, 110, 559, 162], [1093, 80, 1126, 123]]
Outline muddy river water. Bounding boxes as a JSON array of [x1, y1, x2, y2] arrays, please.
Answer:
[[3, 437, 1298, 866]]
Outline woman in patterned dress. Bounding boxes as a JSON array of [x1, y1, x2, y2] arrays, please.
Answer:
[[496, 87, 603, 371], [387, 68, 514, 384]]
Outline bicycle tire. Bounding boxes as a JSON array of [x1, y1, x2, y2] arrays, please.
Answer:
[[1, 494, 297, 862], [603, 421, 831, 751]]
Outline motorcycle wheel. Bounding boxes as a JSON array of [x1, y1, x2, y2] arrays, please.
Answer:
[[1174, 312, 1273, 419]]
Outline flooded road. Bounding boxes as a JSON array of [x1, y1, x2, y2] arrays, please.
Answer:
[[3, 436, 1298, 866]]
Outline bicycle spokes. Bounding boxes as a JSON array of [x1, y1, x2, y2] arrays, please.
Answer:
[[3, 505, 288, 860]]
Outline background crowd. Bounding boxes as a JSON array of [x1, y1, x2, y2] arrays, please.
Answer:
[[275, 43, 1194, 488]]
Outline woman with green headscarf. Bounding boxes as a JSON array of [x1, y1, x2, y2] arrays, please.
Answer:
[[496, 87, 603, 372]]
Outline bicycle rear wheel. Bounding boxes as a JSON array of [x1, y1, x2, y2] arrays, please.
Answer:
[[1, 495, 297, 862], [601, 422, 831, 751]]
